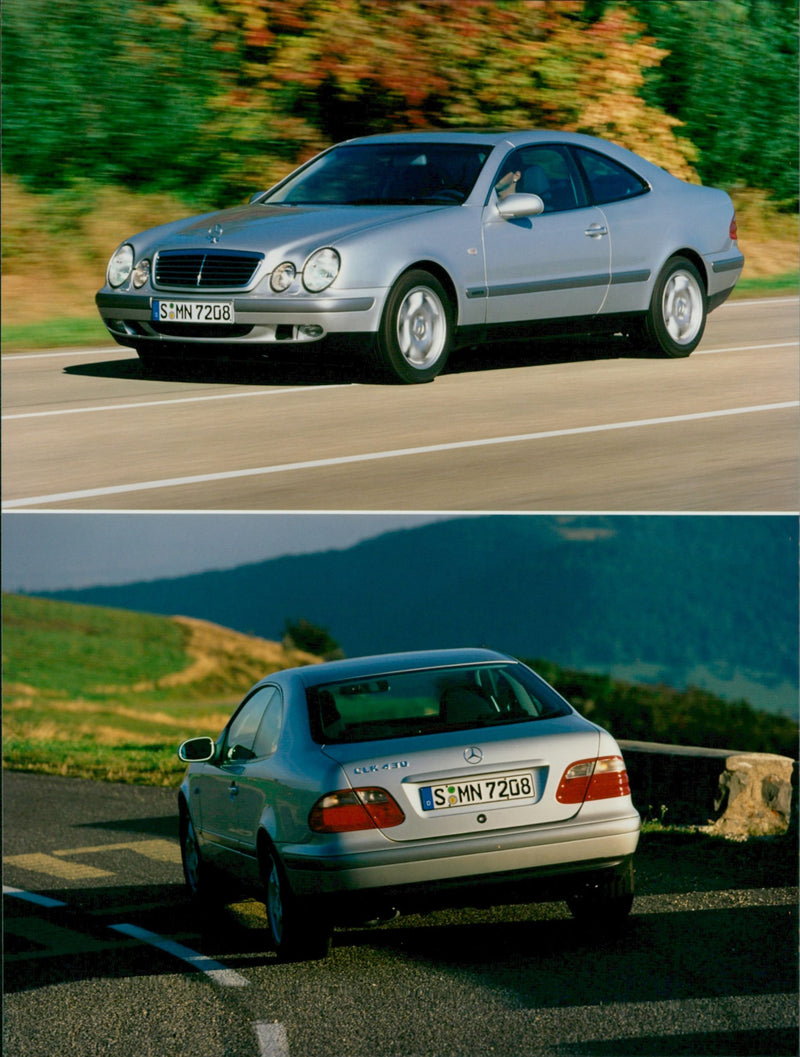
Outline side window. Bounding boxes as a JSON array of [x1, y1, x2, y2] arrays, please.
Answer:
[[575, 148, 649, 204], [252, 693, 283, 758], [224, 686, 277, 761], [494, 146, 586, 212]]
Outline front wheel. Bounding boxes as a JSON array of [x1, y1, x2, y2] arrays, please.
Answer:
[[263, 849, 332, 961], [641, 256, 706, 358], [372, 269, 453, 383], [180, 810, 224, 908]]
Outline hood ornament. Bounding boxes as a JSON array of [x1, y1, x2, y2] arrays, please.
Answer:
[[208, 223, 224, 243]]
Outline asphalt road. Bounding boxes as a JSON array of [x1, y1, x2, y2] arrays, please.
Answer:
[[2, 298, 797, 512], [3, 771, 797, 1057]]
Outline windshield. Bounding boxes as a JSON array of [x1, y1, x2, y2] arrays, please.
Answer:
[[307, 662, 572, 744], [263, 142, 491, 207]]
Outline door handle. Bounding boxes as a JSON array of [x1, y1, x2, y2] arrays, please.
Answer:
[[227, 783, 238, 798], [584, 224, 608, 238]]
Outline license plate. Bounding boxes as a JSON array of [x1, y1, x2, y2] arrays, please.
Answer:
[[420, 771, 535, 811], [151, 300, 234, 323]]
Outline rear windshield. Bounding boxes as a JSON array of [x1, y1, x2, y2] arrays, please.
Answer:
[[264, 142, 491, 207], [307, 662, 572, 744]]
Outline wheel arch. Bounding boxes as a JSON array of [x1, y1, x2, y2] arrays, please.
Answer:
[[397, 259, 459, 323], [665, 247, 709, 294]]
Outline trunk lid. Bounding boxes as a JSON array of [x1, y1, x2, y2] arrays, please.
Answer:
[[322, 715, 600, 842]]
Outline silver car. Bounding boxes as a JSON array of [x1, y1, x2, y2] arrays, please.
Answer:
[[178, 648, 640, 960], [97, 130, 743, 383]]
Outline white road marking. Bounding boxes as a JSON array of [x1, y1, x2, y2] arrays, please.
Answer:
[[109, 923, 250, 987], [697, 340, 798, 354], [4, 400, 797, 509], [2, 337, 797, 420], [3, 885, 67, 908], [2, 382, 352, 420], [254, 1022, 290, 1057]]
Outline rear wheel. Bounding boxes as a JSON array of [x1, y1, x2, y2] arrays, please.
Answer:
[[641, 256, 706, 358], [567, 860, 634, 928], [262, 846, 332, 961], [372, 269, 453, 383]]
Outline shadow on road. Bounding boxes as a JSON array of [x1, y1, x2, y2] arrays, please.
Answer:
[[62, 333, 650, 389]]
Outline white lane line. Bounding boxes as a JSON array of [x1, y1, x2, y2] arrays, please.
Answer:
[[4, 400, 797, 510], [2, 382, 352, 421], [697, 340, 798, 354], [254, 1022, 290, 1057], [3, 885, 68, 908], [109, 923, 250, 987], [3, 338, 797, 421]]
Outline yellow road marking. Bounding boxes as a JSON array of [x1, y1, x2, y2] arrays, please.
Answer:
[[4, 916, 119, 961], [4, 853, 113, 880], [52, 839, 181, 864]]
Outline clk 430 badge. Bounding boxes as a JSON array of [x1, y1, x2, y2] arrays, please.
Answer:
[[353, 761, 408, 775]]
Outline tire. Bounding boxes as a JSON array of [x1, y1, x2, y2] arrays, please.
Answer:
[[566, 860, 635, 929], [135, 346, 182, 378], [180, 810, 224, 908], [372, 269, 453, 383], [262, 846, 332, 962], [641, 256, 706, 358]]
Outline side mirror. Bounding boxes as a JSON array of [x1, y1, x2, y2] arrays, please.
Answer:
[[178, 736, 216, 763], [496, 193, 545, 219]]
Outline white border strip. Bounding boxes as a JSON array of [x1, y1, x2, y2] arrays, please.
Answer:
[[109, 923, 250, 987], [4, 401, 797, 510], [254, 1023, 290, 1057], [3, 885, 68, 908]]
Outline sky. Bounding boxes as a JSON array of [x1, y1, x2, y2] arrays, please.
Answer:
[[1, 512, 456, 592]]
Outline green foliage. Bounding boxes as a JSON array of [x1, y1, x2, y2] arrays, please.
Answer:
[[282, 617, 343, 661], [528, 657, 799, 759], [637, 0, 799, 209], [6, 0, 794, 207]]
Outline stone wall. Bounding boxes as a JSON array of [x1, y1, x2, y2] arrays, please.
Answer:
[[619, 740, 796, 837]]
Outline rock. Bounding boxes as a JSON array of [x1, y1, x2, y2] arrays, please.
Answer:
[[709, 753, 795, 838]]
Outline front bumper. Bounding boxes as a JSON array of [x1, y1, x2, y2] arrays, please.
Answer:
[[95, 290, 383, 349]]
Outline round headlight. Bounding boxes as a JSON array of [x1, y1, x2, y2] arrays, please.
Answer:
[[107, 244, 134, 288], [270, 261, 296, 293], [131, 258, 151, 289], [302, 248, 340, 293]]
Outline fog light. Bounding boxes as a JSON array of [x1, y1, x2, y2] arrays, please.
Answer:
[[299, 324, 324, 338]]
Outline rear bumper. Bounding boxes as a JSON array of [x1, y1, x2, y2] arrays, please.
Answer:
[[283, 811, 641, 899]]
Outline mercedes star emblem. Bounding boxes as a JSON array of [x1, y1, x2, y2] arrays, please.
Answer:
[[464, 746, 483, 764]]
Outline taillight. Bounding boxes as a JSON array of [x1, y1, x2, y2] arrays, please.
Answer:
[[556, 756, 631, 804], [729, 214, 738, 240], [308, 787, 405, 833]]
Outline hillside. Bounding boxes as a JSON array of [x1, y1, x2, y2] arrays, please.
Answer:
[[3, 594, 796, 788], [39, 515, 799, 717], [2, 594, 319, 784]]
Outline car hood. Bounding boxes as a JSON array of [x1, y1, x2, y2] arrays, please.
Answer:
[[133, 202, 447, 263]]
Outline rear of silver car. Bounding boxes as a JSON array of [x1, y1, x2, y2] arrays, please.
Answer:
[[285, 660, 639, 922]]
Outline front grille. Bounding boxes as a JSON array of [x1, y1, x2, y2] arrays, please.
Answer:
[[154, 250, 263, 289]]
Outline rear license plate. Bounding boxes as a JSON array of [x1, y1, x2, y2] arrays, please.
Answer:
[[152, 300, 234, 323], [420, 771, 535, 811]]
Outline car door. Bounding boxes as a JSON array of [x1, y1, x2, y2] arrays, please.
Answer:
[[194, 685, 277, 871], [571, 145, 655, 315], [482, 144, 610, 324]]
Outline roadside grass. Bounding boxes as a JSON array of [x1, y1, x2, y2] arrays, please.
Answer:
[[2, 594, 319, 785], [1, 175, 797, 352]]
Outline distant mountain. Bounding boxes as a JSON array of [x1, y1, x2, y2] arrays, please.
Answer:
[[38, 515, 799, 715]]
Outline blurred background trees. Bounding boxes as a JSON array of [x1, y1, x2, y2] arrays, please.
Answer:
[[3, 0, 796, 209]]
